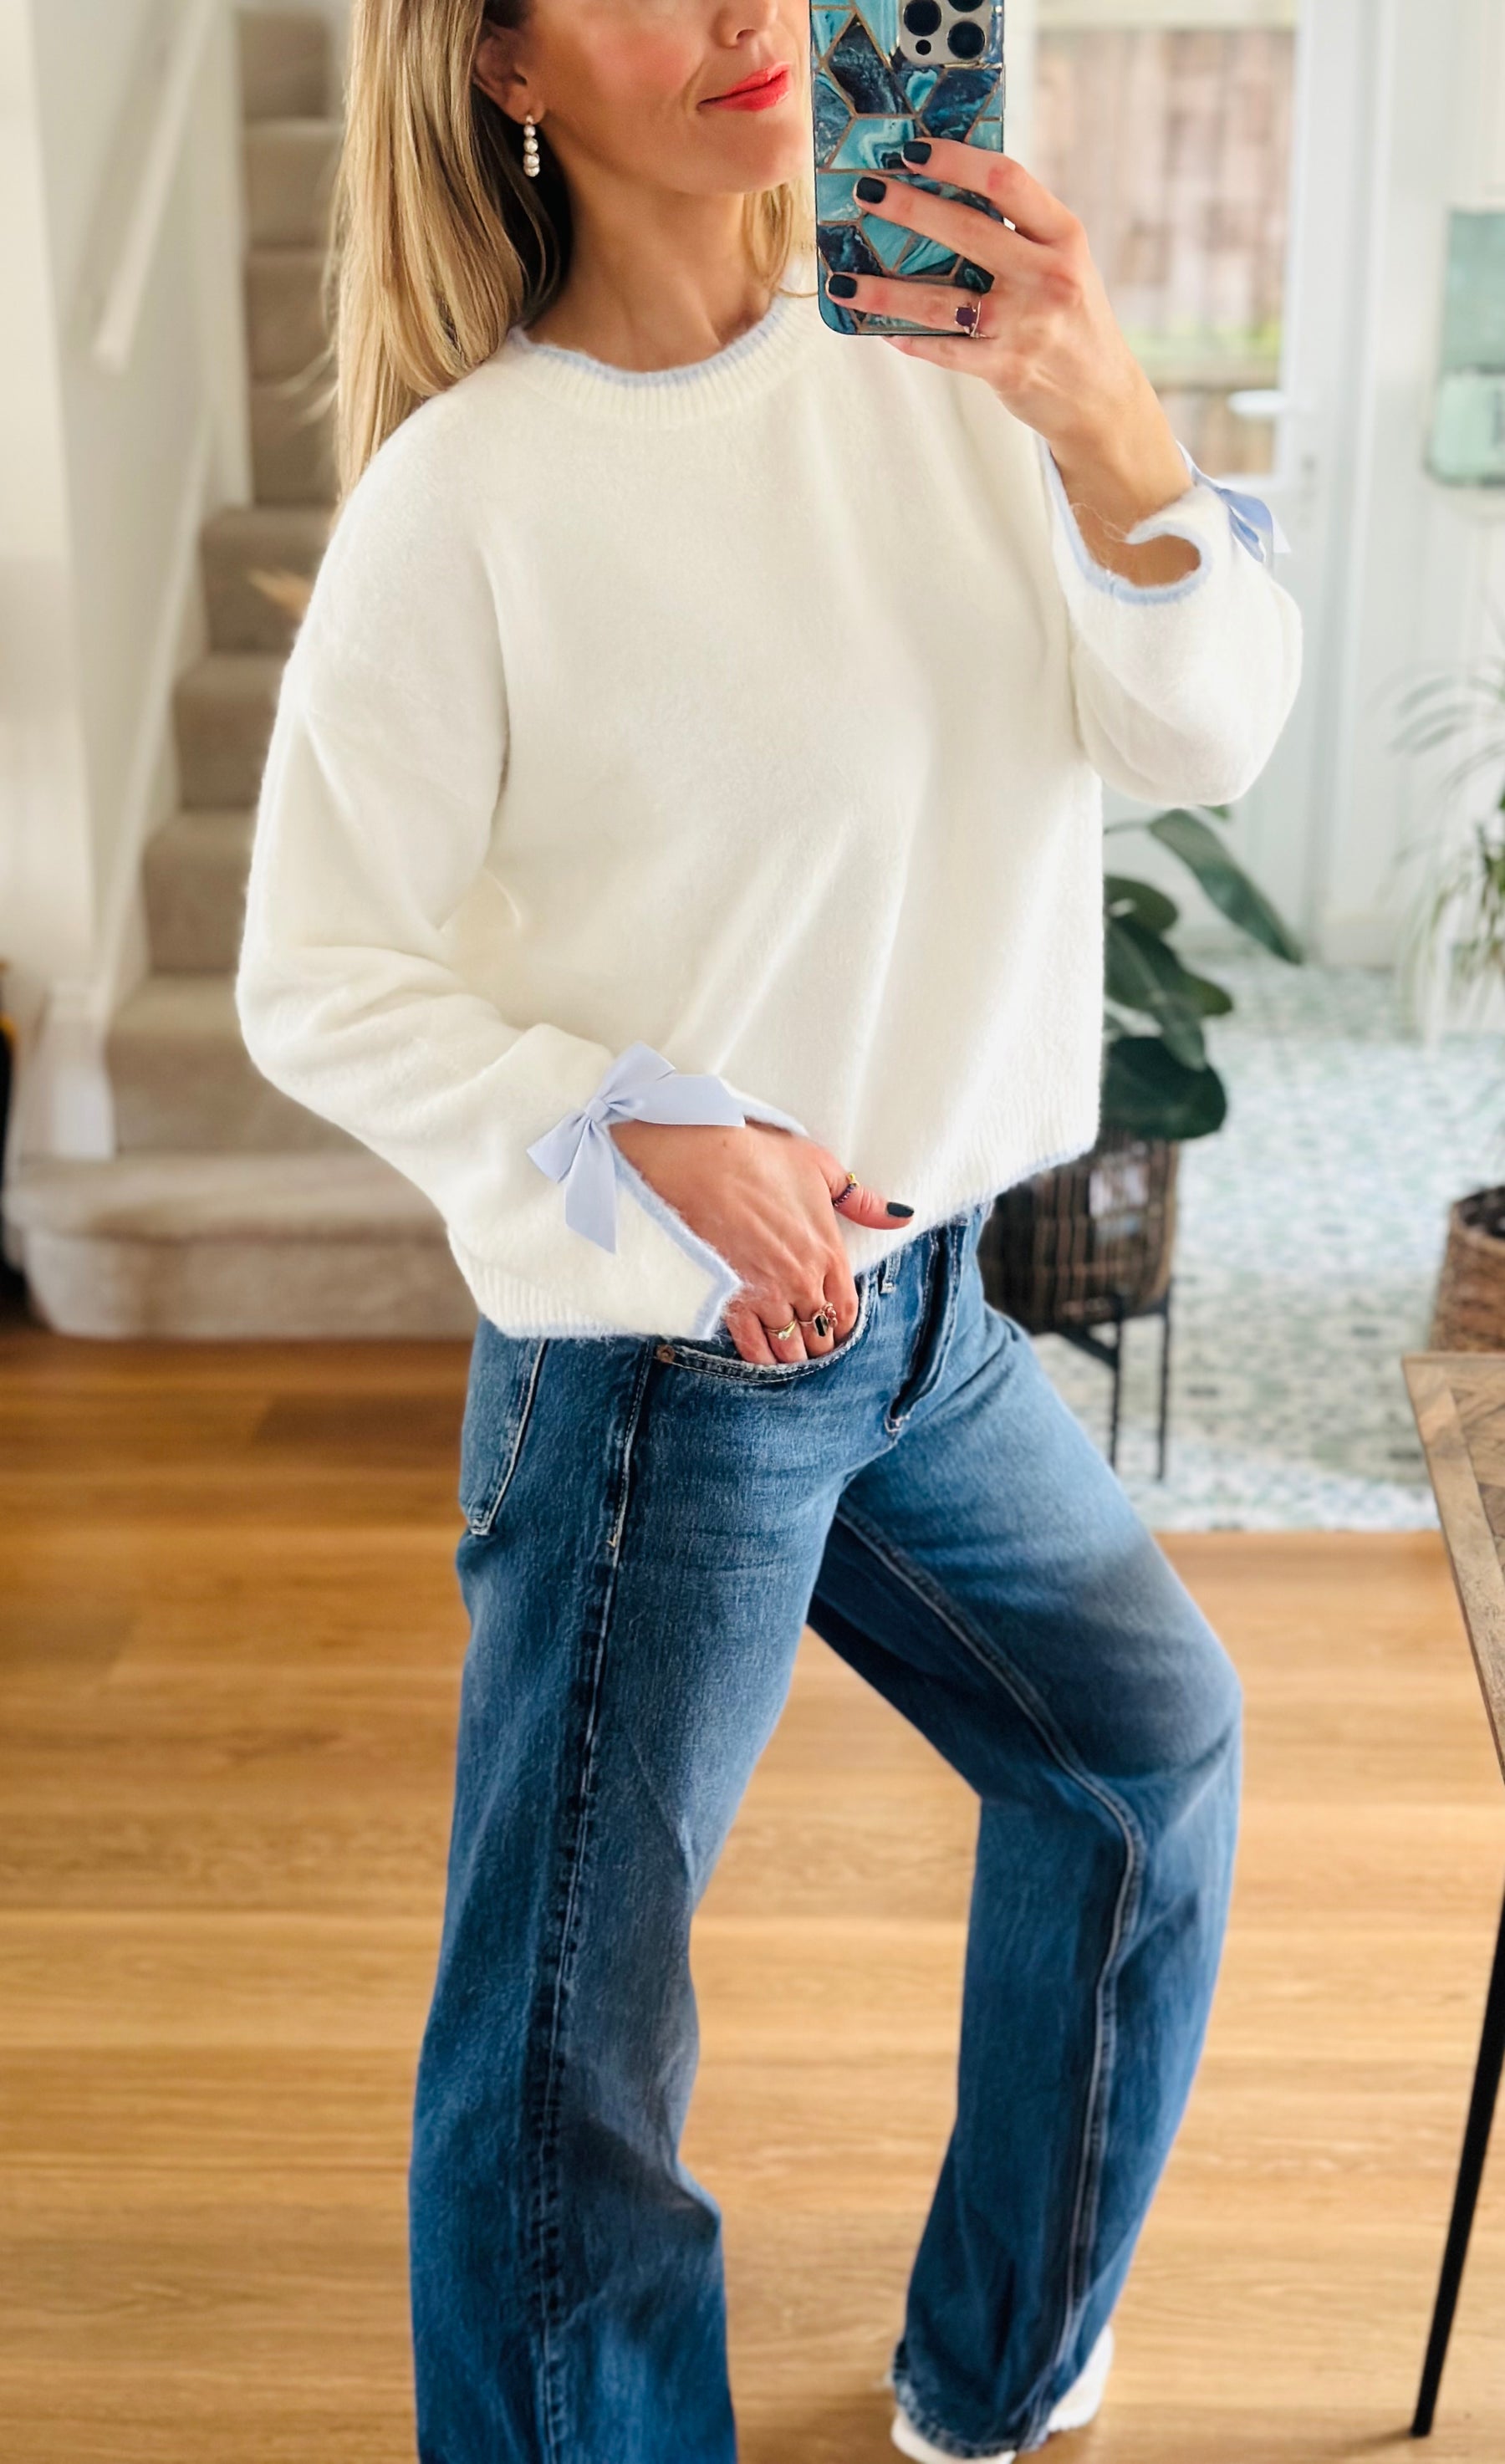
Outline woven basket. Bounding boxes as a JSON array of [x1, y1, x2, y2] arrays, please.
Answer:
[[978, 1133, 1180, 1334], [1430, 1186, 1505, 1351]]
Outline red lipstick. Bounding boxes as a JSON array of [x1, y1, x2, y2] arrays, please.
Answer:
[[702, 62, 792, 113]]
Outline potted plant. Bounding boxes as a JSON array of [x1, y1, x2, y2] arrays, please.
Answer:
[[977, 804, 1303, 1468], [1391, 645, 1505, 1348]]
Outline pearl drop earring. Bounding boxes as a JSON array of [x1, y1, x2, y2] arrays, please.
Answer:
[[523, 113, 540, 178]]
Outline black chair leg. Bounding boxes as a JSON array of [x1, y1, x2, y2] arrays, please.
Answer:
[[1156, 1280, 1174, 1482], [1412, 1879, 1505, 2436]]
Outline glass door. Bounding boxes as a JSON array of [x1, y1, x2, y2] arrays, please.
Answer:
[[1005, 0, 1373, 951], [1027, 0, 1299, 482]]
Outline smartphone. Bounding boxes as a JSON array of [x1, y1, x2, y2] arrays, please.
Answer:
[[812, 2, 1006, 338]]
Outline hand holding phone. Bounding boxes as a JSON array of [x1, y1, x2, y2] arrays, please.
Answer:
[[812, 0, 1006, 338]]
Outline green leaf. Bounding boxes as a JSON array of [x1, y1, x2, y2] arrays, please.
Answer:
[[1101, 1036, 1228, 1141], [1105, 874, 1178, 933], [1147, 809, 1303, 962], [1102, 885, 1237, 1017], [1105, 916, 1209, 1068], [1176, 967, 1235, 1018]]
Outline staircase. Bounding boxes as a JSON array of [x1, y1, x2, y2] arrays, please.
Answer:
[[8, 11, 477, 1340]]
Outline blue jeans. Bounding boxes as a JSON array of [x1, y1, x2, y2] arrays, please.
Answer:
[[409, 1200, 1242, 2462]]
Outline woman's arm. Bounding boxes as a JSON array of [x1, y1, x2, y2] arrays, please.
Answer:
[[829, 145, 1303, 806], [234, 410, 903, 1355], [836, 148, 1201, 576]]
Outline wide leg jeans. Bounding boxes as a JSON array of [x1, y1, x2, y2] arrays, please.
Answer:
[[409, 1200, 1242, 2462]]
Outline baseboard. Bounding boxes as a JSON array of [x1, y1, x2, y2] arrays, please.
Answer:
[[12, 987, 115, 1165], [1314, 906, 1403, 967]]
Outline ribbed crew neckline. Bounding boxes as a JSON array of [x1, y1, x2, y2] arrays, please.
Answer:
[[500, 264, 819, 426]]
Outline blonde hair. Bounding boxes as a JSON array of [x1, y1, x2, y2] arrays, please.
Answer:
[[330, 0, 808, 499]]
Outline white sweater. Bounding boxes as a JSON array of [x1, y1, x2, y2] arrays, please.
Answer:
[[235, 270, 1302, 1339]]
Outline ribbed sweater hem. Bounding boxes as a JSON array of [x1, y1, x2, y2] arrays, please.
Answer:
[[451, 1095, 1102, 1341]]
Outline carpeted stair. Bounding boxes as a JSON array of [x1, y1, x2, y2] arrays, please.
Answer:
[[8, 9, 477, 1339]]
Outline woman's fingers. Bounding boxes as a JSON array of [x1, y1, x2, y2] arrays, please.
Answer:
[[843, 169, 1033, 288], [725, 1247, 875, 1368], [895, 140, 1081, 247], [828, 271, 999, 339], [825, 1158, 915, 1233], [742, 1285, 821, 1362], [752, 1283, 844, 1364], [815, 1262, 860, 1349], [723, 1301, 786, 1365], [766, 1303, 809, 1361], [729, 1267, 856, 1367], [627, 1121, 913, 1365]]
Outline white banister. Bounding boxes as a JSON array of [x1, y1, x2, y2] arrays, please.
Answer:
[[93, 0, 218, 375]]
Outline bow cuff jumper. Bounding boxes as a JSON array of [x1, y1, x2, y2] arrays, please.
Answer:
[[235, 268, 1303, 1339]]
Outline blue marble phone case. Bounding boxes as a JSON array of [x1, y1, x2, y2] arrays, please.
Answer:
[[812, 1, 1006, 337]]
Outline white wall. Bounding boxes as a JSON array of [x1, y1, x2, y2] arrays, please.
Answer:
[[239, 0, 347, 67], [1196, 0, 1505, 972], [0, 0, 249, 1157], [239, 0, 344, 22], [0, 0, 92, 990], [1310, 0, 1505, 978]]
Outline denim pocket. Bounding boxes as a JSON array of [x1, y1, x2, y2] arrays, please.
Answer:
[[457, 1324, 550, 1535], [654, 1267, 877, 1385]]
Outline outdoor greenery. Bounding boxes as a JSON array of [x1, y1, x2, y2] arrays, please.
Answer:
[[1102, 804, 1304, 1142]]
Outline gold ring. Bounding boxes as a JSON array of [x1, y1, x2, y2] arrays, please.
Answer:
[[801, 1307, 835, 1341], [772, 1318, 799, 1343], [833, 1169, 860, 1207]]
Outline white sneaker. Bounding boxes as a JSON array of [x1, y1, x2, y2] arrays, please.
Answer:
[[890, 2323, 1115, 2464]]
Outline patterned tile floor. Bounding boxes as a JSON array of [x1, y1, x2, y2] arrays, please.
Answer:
[[1032, 958, 1504, 1529]]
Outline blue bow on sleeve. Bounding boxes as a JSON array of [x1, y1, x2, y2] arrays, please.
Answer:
[[527, 1042, 802, 1253], [1183, 455, 1290, 568]]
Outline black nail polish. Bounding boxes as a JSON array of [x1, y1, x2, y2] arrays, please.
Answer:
[[900, 140, 931, 164], [881, 149, 905, 169], [855, 176, 887, 204], [826, 273, 858, 299], [885, 1202, 915, 1219]]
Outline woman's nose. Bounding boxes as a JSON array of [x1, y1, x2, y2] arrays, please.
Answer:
[[711, 0, 783, 43]]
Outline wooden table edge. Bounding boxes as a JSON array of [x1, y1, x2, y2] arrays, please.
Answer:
[[1404, 1352, 1505, 1783]]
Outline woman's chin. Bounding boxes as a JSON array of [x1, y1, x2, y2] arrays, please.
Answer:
[[683, 84, 809, 188], [698, 127, 810, 194]]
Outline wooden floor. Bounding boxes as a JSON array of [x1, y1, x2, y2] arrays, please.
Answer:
[[3, 1305, 1505, 2461]]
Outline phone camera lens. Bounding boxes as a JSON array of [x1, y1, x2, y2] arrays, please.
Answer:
[[947, 18, 986, 55], [903, 2, 942, 31]]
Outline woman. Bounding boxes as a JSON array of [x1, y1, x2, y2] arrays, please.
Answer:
[[235, 3, 1302, 2457]]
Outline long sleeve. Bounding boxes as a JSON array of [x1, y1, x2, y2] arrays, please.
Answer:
[[232, 405, 777, 1339], [230, 286, 1301, 1339], [1036, 436, 1303, 808]]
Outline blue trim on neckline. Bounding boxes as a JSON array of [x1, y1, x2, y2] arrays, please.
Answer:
[[507, 288, 796, 390]]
